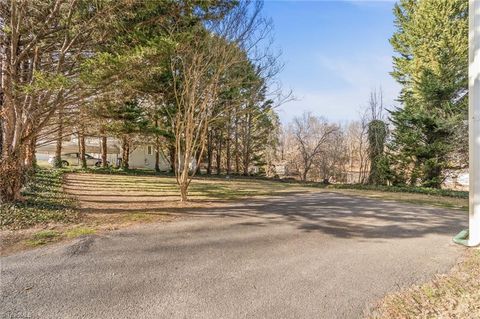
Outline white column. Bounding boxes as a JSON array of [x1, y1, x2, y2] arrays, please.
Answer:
[[469, 0, 480, 247]]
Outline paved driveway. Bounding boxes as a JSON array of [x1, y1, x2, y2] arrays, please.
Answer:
[[1, 192, 466, 319]]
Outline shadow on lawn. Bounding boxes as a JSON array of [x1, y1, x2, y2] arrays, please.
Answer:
[[190, 193, 467, 239], [70, 193, 467, 241], [64, 172, 468, 240]]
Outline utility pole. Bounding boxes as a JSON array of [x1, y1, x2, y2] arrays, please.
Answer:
[[468, 0, 480, 246]]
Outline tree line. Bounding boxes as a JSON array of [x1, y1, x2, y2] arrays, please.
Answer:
[[0, 0, 468, 207], [278, 90, 382, 185], [0, 0, 282, 203], [281, 0, 469, 188]]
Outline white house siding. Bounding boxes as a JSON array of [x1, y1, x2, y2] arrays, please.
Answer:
[[127, 145, 170, 171], [36, 139, 120, 164], [36, 134, 171, 171]]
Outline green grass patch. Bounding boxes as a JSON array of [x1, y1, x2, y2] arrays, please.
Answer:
[[0, 168, 79, 230], [65, 227, 96, 238], [82, 166, 171, 176], [26, 229, 61, 246], [25, 227, 96, 247], [32, 229, 60, 240], [71, 167, 469, 203]]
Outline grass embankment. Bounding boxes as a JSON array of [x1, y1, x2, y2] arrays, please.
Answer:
[[0, 169, 97, 254], [371, 249, 480, 319], [0, 168, 79, 229]]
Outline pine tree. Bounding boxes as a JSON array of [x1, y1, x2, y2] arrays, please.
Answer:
[[389, 0, 468, 188]]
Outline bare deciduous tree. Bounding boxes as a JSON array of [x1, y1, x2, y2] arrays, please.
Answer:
[[167, 1, 278, 201], [290, 112, 339, 181]]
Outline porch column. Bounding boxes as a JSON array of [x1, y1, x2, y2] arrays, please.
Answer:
[[468, 0, 480, 246]]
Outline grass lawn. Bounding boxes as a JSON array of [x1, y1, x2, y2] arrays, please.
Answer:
[[0, 168, 311, 254], [1, 168, 470, 254], [1, 168, 470, 256]]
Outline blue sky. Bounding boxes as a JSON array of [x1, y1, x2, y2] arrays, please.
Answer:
[[262, 0, 400, 123]]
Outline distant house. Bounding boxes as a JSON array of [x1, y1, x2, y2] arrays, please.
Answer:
[[272, 161, 287, 176], [444, 169, 469, 191], [36, 134, 170, 171]]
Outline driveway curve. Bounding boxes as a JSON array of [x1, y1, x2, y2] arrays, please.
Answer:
[[1, 192, 466, 318]]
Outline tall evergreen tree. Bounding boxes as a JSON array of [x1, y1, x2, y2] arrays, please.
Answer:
[[389, 0, 468, 188], [368, 119, 388, 185]]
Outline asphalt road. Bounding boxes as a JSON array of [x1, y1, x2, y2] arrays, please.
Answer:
[[1, 192, 466, 319]]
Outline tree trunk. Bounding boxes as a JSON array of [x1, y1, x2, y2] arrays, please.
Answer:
[[54, 107, 64, 168], [225, 111, 231, 175], [0, 33, 25, 202], [24, 135, 37, 171], [0, 117, 3, 159], [179, 182, 188, 202], [155, 144, 160, 172], [121, 135, 130, 170], [234, 117, 240, 174], [301, 160, 310, 181], [226, 135, 231, 176], [195, 151, 202, 175], [101, 135, 108, 168], [79, 131, 87, 169], [154, 120, 160, 173], [207, 130, 213, 175], [216, 132, 222, 175], [169, 143, 175, 172], [243, 113, 252, 176], [0, 152, 25, 203], [177, 148, 192, 202]]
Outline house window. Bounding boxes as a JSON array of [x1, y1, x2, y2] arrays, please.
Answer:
[[147, 145, 153, 155]]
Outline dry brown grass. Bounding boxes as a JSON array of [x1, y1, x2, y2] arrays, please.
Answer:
[[370, 249, 480, 319]]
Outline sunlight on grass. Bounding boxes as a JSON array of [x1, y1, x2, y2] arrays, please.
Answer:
[[26, 230, 61, 246], [65, 227, 96, 238], [66, 172, 307, 202]]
